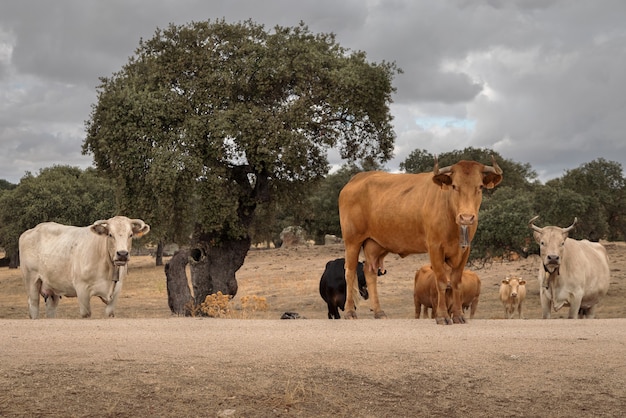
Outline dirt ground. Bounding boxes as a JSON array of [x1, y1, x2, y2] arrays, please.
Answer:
[[1, 243, 625, 417]]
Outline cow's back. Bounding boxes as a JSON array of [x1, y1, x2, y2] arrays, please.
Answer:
[[339, 171, 437, 254], [20, 223, 98, 292], [561, 239, 610, 303]]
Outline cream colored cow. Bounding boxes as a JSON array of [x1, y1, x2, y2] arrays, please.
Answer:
[[19, 216, 150, 319]]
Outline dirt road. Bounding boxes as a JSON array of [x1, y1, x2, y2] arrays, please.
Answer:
[[1, 318, 625, 417]]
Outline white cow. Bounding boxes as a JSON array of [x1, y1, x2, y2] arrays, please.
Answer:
[[529, 216, 610, 319], [19, 216, 150, 319]]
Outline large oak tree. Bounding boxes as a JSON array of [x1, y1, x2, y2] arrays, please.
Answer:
[[83, 20, 398, 310]]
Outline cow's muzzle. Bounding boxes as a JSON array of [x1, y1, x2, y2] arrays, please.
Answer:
[[457, 213, 476, 225], [543, 258, 560, 274], [114, 251, 129, 266]]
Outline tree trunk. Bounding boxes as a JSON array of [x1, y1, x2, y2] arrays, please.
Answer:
[[165, 250, 193, 316], [155, 241, 164, 266], [8, 248, 19, 269], [190, 236, 249, 305], [164, 237, 250, 315]]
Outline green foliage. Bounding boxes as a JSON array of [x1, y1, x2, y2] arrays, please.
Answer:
[[471, 187, 535, 259], [531, 183, 606, 241], [0, 179, 16, 191], [557, 158, 626, 240], [0, 166, 116, 255], [399, 152, 625, 261], [400, 147, 538, 191], [83, 19, 399, 246], [304, 164, 363, 243]]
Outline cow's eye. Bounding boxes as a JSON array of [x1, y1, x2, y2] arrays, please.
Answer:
[[452, 184, 458, 191]]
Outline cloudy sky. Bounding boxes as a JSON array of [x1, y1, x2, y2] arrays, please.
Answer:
[[1, 0, 625, 184]]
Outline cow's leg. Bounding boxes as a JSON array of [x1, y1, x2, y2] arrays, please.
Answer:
[[27, 278, 42, 319], [362, 240, 388, 319], [105, 281, 123, 318], [518, 301, 524, 319], [104, 271, 125, 318], [539, 288, 551, 319], [568, 293, 583, 319], [76, 288, 92, 318], [45, 295, 61, 318], [363, 266, 385, 318], [430, 268, 452, 324], [343, 243, 361, 319], [469, 298, 478, 319], [448, 268, 466, 324], [329, 300, 341, 319], [585, 305, 597, 319]]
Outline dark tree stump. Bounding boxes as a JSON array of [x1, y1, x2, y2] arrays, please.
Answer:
[[165, 250, 193, 316], [165, 237, 249, 315]]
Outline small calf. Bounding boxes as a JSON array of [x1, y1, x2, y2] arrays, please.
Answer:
[[413, 265, 438, 319], [500, 276, 527, 319], [319, 258, 369, 319], [413, 265, 481, 319]]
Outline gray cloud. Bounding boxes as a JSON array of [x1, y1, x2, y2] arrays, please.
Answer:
[[0, 0, 625, 184]]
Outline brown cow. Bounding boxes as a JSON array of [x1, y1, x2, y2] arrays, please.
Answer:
[[499, 276, 527, 319], [339, 157, 502, 324], [413, 264, 481, 319]]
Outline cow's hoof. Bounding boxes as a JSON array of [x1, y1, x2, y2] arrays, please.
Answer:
[[452, 315, 466, 324], [344, 310, 358, 319], [435, 316, 453, 325], [374, 311, 388, 319]]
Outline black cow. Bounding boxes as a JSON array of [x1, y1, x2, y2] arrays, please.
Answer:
[[319, 258, 370, 319]]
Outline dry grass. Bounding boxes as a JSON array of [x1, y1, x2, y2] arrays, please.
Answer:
[[1, 242, 625, 320]]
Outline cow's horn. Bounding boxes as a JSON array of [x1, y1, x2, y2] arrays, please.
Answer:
[[433, 155, 452, 175], [528, 215, 542, 232], [483, 155, 503, 175], [563, 217, 578, 233]]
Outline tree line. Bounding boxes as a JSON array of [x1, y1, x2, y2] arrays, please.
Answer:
[[263, 147, 626, 262], [2, 147, 624, 268]]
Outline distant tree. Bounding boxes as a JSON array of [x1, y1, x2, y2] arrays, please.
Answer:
[[83, 19, 399, 306], [471, 186, 536, 260], [0, 166, 116, 267], [557, 158, 626, 241], [400, 147, 537, 191], [304, 163, 363, 244], [399, 148, 433, 174], [0, 179, 16, 191], [531, 182, 606, 241]]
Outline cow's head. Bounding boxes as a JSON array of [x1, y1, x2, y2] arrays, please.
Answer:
[[529, 216, 577, 274], [90, 216, 151, 266], [501, 277, 526, 298], [432, 156, 503, 226]]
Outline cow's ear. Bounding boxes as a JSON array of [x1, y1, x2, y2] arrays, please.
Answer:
[[482, 172, 503, 189], [90, 222, 109, 236], [432, 173, 452, 189], [131, 220, 150, 239], [502, 278, 509, 284], [519, 280, 526, 285]]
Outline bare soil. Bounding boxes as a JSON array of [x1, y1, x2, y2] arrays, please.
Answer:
[[1, 243, 625, 417]]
